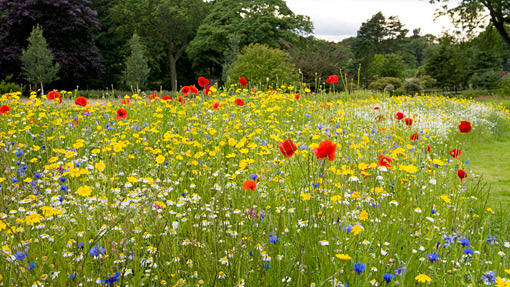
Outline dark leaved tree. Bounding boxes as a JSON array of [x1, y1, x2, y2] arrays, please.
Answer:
[[0, 0, 104, 90]]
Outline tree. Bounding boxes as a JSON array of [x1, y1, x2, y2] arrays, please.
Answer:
[[124, 33, 150, 93], [430, 0, 510, 50], [226, 44, 296, 87], [21, 25, 59, 96], [291, 36, 350, 87], [0, 0, 104, 88], [188, 0, 313, 80], [424, 37, 466, 91], [369, 53, 406, 78], [113, 0, 208, 91], [357, 12, 409, 54]]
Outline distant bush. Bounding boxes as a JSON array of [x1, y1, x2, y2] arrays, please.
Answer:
[[0, 81, 23, 94], [226, 43, 297, 88], [469, 70, 502, 90], [499, 72, 510, 96], [404, 78, 422, 95], [368, 77, 403, 91], [418, 75, 437, 89]]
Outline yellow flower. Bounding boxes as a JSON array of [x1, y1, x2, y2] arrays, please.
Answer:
[[352, 225, 363, 235], [95, 161, 106, 171], [371, 187, 384, 194], [25, 213, 43, 226], [156, 155, 165, 164], [440, 195, 451, 204], [65, 151, 75, 158], [335, 254, 351, 261], [76, 186, 92, 197], [330, 195, 342, 202], [351, 192, 360, 199], [399, 164, 418, 173], [505, 269, 510, 275], [415, 274, 432, 283], [495, 277, 510, 287], [359, 210, 368, 221], [300, 193, 311, 201], [432, 159, 444, 166]]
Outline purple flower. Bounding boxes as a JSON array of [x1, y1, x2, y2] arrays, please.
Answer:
[[89, 245, 105, 257]]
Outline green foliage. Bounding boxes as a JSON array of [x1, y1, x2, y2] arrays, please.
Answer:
[[369, 53, 405, 78], [188, 0, 313, 79], [292, 36, 350, 87], [124, 33, 150, 92], [419, 75, 437, 89], [424, 37, 465, 90], [222, 33, 241, 82], [368, 77, 403, 90], [404, 78, 422, 95], [0, 81, 23, 94], [21, 25, 59, 95], [469, 70, 503, 89], [226, 43, 296, 87], [113, 0, 208, 91], [500, 73, 510, 95]]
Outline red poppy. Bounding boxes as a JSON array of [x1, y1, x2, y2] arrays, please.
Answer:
[[295, 94, 300, 100], [198, 77, 209, 87], [0, 105, 10, 115], [204, 85, 213, 95], [239, 77, 247, 86], [374, 107, 380, 110], [235, 99, 244, 106], [395, 112, 404, 120], [178, 97, 185, 104], [326, 75, 338, 84], [75, 96, 87, 107], [458, 121, 472, 133], [449, 148, 462, 159], [121, 99, 130, 105], [242, 180, 257, 191], [278, 139, 297, 158], [115, 108, 128, 120], [189, 86, 199, 95], [181, 86, 190, 95], [458, 169, 467, 182], [47, 91, 61, 100], [410, 133, 419, 141], [378, 155, 392, 168], [161, 96, 172, 103], [213, 102, 221, 110], [404, 118, 413, 126], [427, 145, 431, 152], [312, 140, 336, 161], [149, 93, 160, 100]]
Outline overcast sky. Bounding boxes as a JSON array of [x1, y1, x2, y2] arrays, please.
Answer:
[[285, 0, 462, 42]]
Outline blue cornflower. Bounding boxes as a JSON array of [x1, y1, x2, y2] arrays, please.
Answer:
[[89, 245, 105, 257], [487, 236, 496, 244], [100, 272, 120, 286], [61, 184, 68, 192], [353, 262, 366, 274], [15, 150, 23, 157], [269, 232, 279, 244], [394, 267, 406, 276], [481, 271, 496, 285], [312, 182, 319, 188], [343, 225, 353, 234], [263, 262, 270, 269], [14, 251, 27, 261], [77, 242, 84, 249], [250, 174, 258, 180], [27, 262, 35, 271], [464, 248, 474, 256], [427, 252, 440, 263], [383, 273, 394, 283], [34, 173, 41, 179], [459, 238, 470, 246]]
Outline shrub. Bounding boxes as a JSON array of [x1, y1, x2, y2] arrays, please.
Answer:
[[469, 70, 502, 90], [226, 44, 297, 87], [368, 77, 403, 91], [0, 81, 23, 94], [404, 78, 422, 95], [498, 72, 510, 96]]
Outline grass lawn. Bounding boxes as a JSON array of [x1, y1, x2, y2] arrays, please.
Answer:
[[469, 97, 510, 216]]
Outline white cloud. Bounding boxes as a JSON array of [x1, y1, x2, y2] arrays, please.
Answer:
[[286, 0, 463, 42]]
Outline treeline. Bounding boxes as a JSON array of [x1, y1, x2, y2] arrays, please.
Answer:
[[0, 0, 509, 95]]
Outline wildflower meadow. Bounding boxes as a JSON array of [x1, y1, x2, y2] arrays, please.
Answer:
[[1, 79, 510, 287]]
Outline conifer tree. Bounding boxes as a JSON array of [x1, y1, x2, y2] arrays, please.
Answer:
[[124, 33, 150, 93], [21, 25, 59, 95]]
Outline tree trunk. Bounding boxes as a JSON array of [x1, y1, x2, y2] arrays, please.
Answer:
[[169, 52, 178, 92], [168, 43, 189, 92], [40, 81, 44, 96], [485, 1, 510, 50]]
